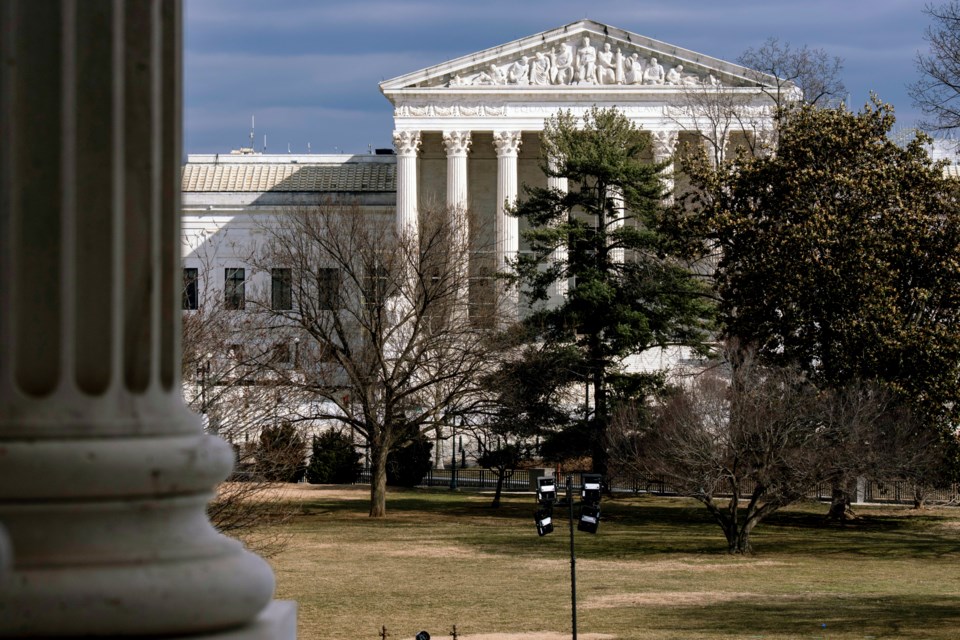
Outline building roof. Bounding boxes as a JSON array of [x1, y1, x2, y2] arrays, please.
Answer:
[[181, 158, 396, 193]]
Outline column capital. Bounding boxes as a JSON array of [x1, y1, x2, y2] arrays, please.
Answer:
[[493, 130, 523, 157], [393, 130, 421, 156], [442, 130, 472, 156], [651, 129, 678, 161]]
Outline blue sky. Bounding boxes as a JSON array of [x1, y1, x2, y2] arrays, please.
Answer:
[[184, 1, 935, 155]]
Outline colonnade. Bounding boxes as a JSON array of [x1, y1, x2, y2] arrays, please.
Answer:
[[392, 126, 681, 310]]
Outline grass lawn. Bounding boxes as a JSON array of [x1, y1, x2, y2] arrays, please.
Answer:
[[255, 484, 960, 640]]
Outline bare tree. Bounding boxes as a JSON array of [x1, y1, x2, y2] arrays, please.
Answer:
[[911, 1, 960, 134], [249, 203, 497, 517], [610, 345, 828, 554], [738, 37, 846, 108]]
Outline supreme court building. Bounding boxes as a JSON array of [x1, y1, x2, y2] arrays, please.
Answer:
[[182, 19, 781, 317]]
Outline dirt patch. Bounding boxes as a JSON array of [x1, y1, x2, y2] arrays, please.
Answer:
[[583, 591, 810, 609], [244, 483, 371, 502]]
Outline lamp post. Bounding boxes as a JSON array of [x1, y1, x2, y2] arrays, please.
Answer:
[[196, 352, 213, 432], [449, 416, 458, 490]]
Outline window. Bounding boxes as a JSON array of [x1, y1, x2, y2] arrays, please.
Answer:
[[182, 267, 198, 310], [271, 268, 292, 310], [318, 267, 341, 310], [225, 267, 245, 310], [363, 264, 389, 310]]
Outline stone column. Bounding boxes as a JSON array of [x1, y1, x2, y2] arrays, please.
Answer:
[[493, 131, 522, 319], [0, 2, 293, 637], [443, 131, 472, 310], [652, 130, 679, 205], [393, 130, 421, 241], [547, 161, 569, 298]]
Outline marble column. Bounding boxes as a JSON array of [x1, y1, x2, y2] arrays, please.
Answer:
[[393, 130, 421, 242], [494, 131, 522, 320], [547, 160, 569, 298], [443, 131, 472, 309], [0, 2, 293, 637], [652, 130, 679, 205]]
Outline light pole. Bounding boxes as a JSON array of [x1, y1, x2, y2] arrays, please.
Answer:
[[449, 416, 458, 491], [535, 473, 602, 640], [196, 352, 212, 432]]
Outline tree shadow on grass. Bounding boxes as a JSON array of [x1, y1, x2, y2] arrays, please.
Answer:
[[633, 592, 960, 638]]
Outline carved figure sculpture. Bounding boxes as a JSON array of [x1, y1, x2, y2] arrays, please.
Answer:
[[623, 53, 642, 84], [576, 36, 598, 84], [530, 51, 551, 85], [597, 43, 619, 84], [665, 65, 682, 85], [507, 56, 530, 85], [551, 42, 575, 85], [643, 57, 665, 85]]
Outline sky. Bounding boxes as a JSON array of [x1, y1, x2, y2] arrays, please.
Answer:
[[184, 0, 937, 156]]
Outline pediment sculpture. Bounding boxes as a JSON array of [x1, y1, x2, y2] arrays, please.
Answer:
[[447, 36, 718, 88]]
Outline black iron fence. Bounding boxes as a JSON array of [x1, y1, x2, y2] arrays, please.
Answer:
[[353, 467, 960, 507]]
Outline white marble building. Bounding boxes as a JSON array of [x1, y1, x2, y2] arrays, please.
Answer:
[[185, 19, 781, 320]]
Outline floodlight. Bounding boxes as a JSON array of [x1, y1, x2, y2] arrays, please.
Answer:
[[416, 632, 430, 640], [535, 507, 554, 536], [581, 473, 602, 506], [536, 477, 557, 505], [577, 504, 600, 534]]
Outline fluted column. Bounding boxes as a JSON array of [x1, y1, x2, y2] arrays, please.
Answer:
[[393, 130, 421, 242], [443, 131, 471, 311], [547, 160, 569, 298], [652, 130, 679, 205], [494, 131, 522, 320], [0, 2, 292, 637]]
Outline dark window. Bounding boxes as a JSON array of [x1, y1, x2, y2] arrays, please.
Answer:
[[182, 267, 198, 310], [318, 267, 341, 310], [271, 342, 291, 365], [271, 268, 292, 310], [225, 267, 245, 310]]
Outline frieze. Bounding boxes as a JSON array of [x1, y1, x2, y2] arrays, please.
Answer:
[[394, 104, 507, 117], [442, 36, 725, 89]]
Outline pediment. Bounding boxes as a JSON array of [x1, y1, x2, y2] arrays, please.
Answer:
[[380, 20, 780, 96]]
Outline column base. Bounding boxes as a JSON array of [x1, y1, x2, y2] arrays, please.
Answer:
[[189, 601, 297, 640]]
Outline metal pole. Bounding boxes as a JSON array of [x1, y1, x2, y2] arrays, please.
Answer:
[[568, 475, 577, 640], [449, 418, 458, 490]]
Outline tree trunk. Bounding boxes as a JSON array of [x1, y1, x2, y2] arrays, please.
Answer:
[[591, 360, 609, 478], [491, 470, 505, 508], [913, 484, 928, 510], [826, 481, 856, 522], [369, 441, 388, 518]]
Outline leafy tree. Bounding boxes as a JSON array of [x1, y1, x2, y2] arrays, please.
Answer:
[[911, 1, 960, 134], [386, 430, 433, 487], [255, 423, 307, 483], [676, 99, 960, 516], [306, 430, 362, 484], [512, 107, 713, 477]]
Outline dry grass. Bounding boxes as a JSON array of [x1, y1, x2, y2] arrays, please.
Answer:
[[251, 487, 960, 640]]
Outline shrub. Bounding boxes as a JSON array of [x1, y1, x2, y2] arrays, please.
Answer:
[[255, 423, 307, 483], [306, 430, 362, 484], [386, 431, 433, 487]]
